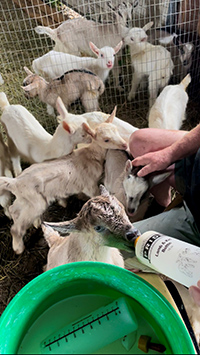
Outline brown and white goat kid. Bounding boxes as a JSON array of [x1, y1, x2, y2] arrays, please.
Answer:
[[22, 67, 105, 115], [42, 185, 140, 270], [0, 108, 127, 255]]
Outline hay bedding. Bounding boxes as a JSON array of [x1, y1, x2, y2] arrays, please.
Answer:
[[0, 0, 200, 316]]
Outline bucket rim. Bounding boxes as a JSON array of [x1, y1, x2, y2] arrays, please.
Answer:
[[0, 261, 196, 354]]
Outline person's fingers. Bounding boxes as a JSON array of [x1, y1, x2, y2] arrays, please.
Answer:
[[136, 165, 152, 177], [189, 285, 200, 306], [132, 157, 142, 166]]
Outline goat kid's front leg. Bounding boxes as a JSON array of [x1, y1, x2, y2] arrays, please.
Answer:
[[81, 91, 101, 112], [7, 137, 22, 177], [112, 52, 124, 92], [148, 74, 160, 108], [128, 71, 143, 101]]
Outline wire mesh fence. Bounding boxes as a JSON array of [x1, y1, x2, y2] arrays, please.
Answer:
[[0, 0, 200, 134]]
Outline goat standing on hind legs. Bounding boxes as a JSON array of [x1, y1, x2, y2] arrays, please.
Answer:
[[0, 107, 128, 255], [42, 185, 140, 270]]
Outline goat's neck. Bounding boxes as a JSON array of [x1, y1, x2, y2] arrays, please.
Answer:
[[37, 81, 49, 102], [69, 230, 112, 263], [45, 125, 74, 158], [83, 141, 107, 163], [130, 41, 152, 56]]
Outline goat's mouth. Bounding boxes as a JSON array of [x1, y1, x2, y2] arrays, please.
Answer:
[[107, 63, 113, 68], [127, 209, 136, 216]]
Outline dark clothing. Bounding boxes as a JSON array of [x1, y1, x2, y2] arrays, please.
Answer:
[[175, 148, 200, 234]]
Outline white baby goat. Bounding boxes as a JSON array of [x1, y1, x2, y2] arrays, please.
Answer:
[[57, 104, 139, 143], [123, 22, 174, 107], [34, 16, 132, 90], [35, 16, 129, 56], [22, 67, 104, 115], [0, 93, 90, 177], [42, 185, 140, 270], [148, 73, 191, 130], [0, 109, 127, 254], [32, 41, 123, 83]]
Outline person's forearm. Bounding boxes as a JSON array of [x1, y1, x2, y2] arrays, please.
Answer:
[[167, 124, 200, 163]]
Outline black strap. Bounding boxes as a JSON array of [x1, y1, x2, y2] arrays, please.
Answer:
[[164, 280, 200, 354]]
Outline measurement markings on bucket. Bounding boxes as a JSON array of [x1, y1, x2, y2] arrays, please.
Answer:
[[43, 306, 120, 350], [40, 298, 138, 354]]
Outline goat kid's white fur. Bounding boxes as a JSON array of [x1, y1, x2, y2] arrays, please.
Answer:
[[35, 16, 129, 56], [123, 21, 174, 107], [22, 66, 104, 115], [32, 41, 123, 83], [148, 73, 191, 129], [0, 107, 128, 255], [42, 185, 140, 270], [0, 93, 91, 177], [56, 104, 139, 143]]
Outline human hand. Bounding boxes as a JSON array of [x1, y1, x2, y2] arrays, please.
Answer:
[[189, 280, 200, 306], [132, 147, 173, 177]]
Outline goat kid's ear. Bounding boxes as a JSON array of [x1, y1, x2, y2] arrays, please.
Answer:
[[24, 66, 34, 75], [106, 106, 117, 123], [43, 220, 77, 236], [125, 159, 132, 174], [21, 83, 36, 92], [99, 184, 110, 197], [82, 122, 95, 138], [89, 42, 100, 57], [114, 41, 123, 54], [185, 42, 194, 52], [143, 21, 154, 32], [56, 96, 69, 120], [62, 121, 75, 134], [149, 171, 171, 188], [159, 34, 175, 45]]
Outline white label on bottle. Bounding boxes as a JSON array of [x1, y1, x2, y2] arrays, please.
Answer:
[[137, 232, 200, 287]]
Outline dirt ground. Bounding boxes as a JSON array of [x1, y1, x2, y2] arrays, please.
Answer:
[[0, 0, 200, 317]]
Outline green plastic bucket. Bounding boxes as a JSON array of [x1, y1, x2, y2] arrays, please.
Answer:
[[0, 262, 196, 354]]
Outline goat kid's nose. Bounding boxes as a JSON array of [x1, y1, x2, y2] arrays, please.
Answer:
[[126, 228, 140, 242]]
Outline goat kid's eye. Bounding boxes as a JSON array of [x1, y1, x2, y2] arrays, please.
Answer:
[[94, 226, 105, 232], [101, 54, 104, 58], [131, 37, 134, 41], [104, 139, 109, 143]]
